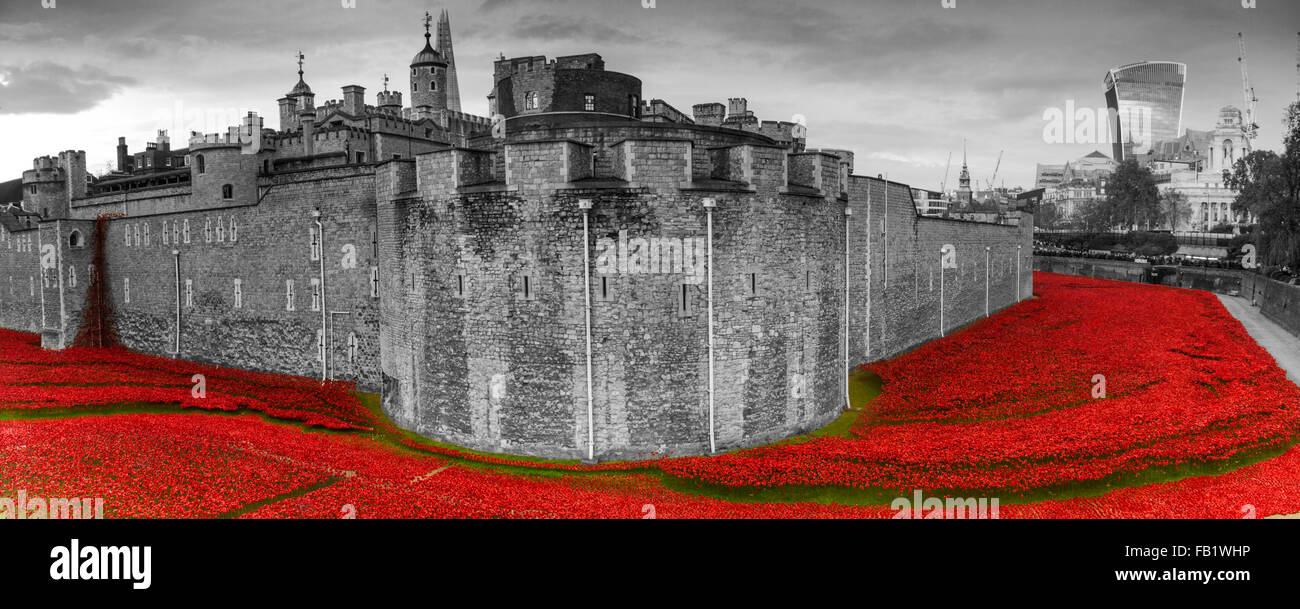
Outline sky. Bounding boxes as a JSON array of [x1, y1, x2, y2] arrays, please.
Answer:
[[0, 0, 1297, 191]]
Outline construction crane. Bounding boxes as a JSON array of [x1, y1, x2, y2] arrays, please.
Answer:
[[940, 151, 952, 195], [985, 150, 1003, 191], [1238, 32, 1260, 140]]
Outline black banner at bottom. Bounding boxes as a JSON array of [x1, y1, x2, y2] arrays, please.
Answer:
[[0, 519, 1287, 598]]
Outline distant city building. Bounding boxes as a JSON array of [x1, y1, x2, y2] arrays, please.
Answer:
[[1104, 61, 1187, 161], [1157, 106, 1255, 232], [912, 187, 947, 217], [1033, 151, 1116, 227]]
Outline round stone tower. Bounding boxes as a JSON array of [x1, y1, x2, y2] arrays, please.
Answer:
[[410, 12, 448, 114]]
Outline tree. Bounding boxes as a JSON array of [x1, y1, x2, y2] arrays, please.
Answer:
[[1159, 189, 1191, 231], [1095, 159, 1162, 230], [1034, 200, 1062, 229], [1227, 102, 1300, 270]]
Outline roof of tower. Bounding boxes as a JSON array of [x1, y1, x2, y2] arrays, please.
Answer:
[[412, 13, 447, 67], [290, 51, 312, 96], [411, 40, 446, 67], [290, 77, 313, 96]]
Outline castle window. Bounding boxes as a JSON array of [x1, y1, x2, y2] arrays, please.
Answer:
[[629, 95, 640, 117], [316, 329, 325, 363], [454, 273, 466, 298], [184, 279, 193, 308], [584, 95, 595, 112], [677, 283, 695, 317], [356, 152, 366, 164], [518, 273, 537, 301], [68, 265, 76, 289], [143, 223, 150, 246], [68, 230, 82, 249], [309, 227, 321, 261], [413, 82, 418, 92], [216, 217, 225, 242], [430, 80, 437, 91], [182, 219, 191, 244], [310, 278, 321, 311], [125, 225, 131, 246], [204, 217, 212, 243], [222, 184, 233, 199], [747, 272, 758, 297], [370, 266, 380, 298], [347, 332, 358, 364], [172, 221, 179, 245], [229, 218, 238, 242], [123, 278, 130, 304], [196, 155, 205, 174], [525, 91, 539, 110], [596, 275, 614, 302], [285, 279, 296, 311], [28, 185, 35, 195], [233, 279, 242, 309], [133, 224, 141, 247]]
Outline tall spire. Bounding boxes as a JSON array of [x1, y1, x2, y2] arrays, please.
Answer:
[[437, 9, 461, 112]]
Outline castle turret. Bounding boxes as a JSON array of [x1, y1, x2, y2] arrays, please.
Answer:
[[410, 11, 448, 114], [284, 50, 315, 124], [278, 96, 297, 132]]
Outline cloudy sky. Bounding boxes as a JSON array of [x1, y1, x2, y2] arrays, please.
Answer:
[[0, 0, 1297, 190]]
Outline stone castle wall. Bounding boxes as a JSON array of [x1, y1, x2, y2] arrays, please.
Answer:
[[0, 124, 1032, 460], [376, 125, 1032, 460], [0, 164, 384, 392]]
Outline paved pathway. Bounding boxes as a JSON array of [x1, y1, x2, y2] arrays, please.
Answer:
[[1218, 294, 1300, 385]]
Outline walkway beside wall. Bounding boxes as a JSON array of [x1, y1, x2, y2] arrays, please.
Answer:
[[1218, 294, 1300, 385]]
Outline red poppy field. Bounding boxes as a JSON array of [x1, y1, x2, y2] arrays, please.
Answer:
[[2, 271, 1300, 518]]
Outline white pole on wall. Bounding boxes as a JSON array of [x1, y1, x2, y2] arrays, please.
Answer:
[[939, 247, 945, 337], [172, 249, 181, 356], [578, 198, 596, 461], [985, 246, 990, 317], [313, 210, 327, 382], [843, 205, 852, 411], [36, 230, 47, 333], [865, 181, 871, 358], [703, 197, 717, 454], [1016, 245, 1022, 302]]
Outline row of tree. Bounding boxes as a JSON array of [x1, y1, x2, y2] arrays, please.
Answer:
[[1227, 103, 1300, 271]]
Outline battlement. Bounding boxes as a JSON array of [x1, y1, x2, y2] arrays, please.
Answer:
[[188, 112, 265, 154], [407, 134, 855, 201]]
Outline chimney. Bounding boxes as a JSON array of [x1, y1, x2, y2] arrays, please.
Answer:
[[343, 85, 366, 116], [157, 130, 170, 153], [116, 137, 129, 173], [300, 108, 316, 156]]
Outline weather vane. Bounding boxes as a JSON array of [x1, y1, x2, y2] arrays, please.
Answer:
[[423, 11, 433, 39], [382, 73, 389, 92], [296, 50, 305, 78]]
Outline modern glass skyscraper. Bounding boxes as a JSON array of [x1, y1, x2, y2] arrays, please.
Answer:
[[1103, 61, 1186, 161]]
